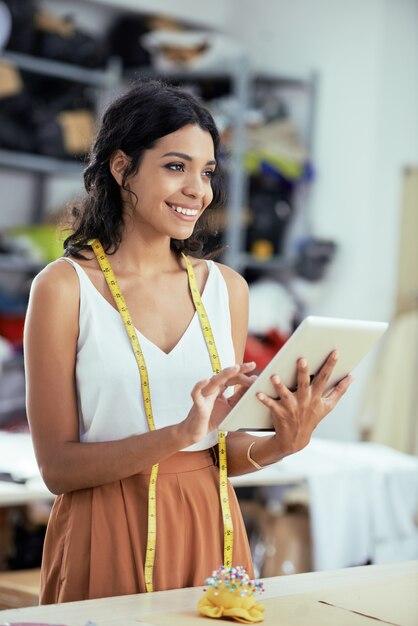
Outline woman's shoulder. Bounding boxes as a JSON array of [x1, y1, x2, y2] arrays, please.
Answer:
[[213, 261, 248, 298], [186, 256, 247, 290], [30, 257, 81, 301], [183, 255, 246, 302], [26, 258, 81, 335]]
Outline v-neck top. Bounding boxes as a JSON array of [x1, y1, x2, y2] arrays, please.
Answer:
[[63, 257, 236, 451]]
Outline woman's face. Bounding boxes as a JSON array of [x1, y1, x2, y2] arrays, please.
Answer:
[[119, 123, 216, 241]]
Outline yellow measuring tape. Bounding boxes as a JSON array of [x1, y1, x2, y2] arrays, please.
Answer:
[[90, 239, 158, 591], [90, 240, 233, 590], [182, 253, 234, 568]]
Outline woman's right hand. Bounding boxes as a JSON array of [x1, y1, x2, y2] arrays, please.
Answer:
[[180, 363, 256, 445]]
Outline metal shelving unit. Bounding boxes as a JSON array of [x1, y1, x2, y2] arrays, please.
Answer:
[[0, 149, 84, 176], [0, 51, 123, 223], [240, 70, 318, 276], [1, 50, 120, 87], [0, 52, 123, 422]]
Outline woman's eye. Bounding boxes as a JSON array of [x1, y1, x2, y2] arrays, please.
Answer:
[[203, 169, 215, 179], [165, 162, 185, 172]]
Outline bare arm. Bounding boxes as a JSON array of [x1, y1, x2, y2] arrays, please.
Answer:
[[217, 263, 353, 477], [24, 261, 249, 494]]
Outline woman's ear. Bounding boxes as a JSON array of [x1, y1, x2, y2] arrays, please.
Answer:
[[110, 150, 130, 186]]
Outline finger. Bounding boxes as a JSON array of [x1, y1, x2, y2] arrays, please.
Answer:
[[214, 373, 254, 399], [226, 362, 256, 377], [228, 385, 250, 407], [239, 361, 257, 373], [256, 391, 283, 414], [201, 365, 240, 396], [296, 357, 310, 397], [227, 373, 257, 389], [201, 363, 255, 398], [311, 350, 338, 395], [324, 375, 354, 405], [191, 378, 211, 404], [271, 374, 293, 404], [245, 374, 258, 386]]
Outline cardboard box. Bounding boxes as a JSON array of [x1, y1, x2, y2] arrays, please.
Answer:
[[240, 501, 312, 577]]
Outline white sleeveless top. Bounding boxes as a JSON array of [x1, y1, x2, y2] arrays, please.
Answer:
[[63, 258, 236, 451]]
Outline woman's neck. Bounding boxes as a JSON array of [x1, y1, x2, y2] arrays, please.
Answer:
[[110, 227, 180, 278]]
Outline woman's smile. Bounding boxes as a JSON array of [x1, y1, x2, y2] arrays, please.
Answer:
[[165, 201, 202, 221]]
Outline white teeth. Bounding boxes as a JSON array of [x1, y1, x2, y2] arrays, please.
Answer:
[[173, 206, 198, 216]]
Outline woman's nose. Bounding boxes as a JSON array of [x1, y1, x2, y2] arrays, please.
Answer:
[[182, 174, 205, 199]]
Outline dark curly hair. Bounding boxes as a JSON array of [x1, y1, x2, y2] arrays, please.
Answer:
[[63, 80, 226, 259]]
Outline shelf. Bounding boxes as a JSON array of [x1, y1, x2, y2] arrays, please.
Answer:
[[0, 149, 84, 175], [253, 71, 315, 89], [0, 50, 122, 223], [1, 50, 118, 87], [125, 64, 240, 82], [0, 255, 43, 273], [126, 65, 315, 89]]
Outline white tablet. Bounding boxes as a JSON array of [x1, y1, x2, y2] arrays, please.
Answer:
[[219, 316, 389, 431]]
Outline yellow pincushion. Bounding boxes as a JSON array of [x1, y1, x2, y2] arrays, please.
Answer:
[[197, 566, 265, 623]]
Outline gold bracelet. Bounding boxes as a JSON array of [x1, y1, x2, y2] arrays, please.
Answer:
[[247, 441, 263, 470]]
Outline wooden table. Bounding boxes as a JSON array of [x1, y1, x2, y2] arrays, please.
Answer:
[[0, 477, 54, 508], [0, 560, 416, 625]]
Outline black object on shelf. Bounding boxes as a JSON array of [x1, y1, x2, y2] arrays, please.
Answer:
[[295, 237, 337, 281], [2, 0, 37, 55], [246, 172, 294, 258], [34, 18, 106, 69], [0, 69, 95, 159], [107, 14, 152, 68], [4, 0, 106, 68]]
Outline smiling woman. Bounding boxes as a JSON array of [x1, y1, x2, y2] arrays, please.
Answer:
[[63, 81, 226, 260], [23, 80, 352, 605], [109, 124, 216, 242]]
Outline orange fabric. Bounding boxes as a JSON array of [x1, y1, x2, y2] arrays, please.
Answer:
[[40, 449, 253, 604]]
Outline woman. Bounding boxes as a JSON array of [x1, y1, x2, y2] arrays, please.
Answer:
[[24, 81, 352, 604]]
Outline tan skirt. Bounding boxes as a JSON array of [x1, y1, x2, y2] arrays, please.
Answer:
[[40, 449, 254, 604]]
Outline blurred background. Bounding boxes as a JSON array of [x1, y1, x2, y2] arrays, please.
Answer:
[[0, 0, 417, 610]]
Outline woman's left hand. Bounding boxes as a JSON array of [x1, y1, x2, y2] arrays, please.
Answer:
[[257, 351, 353, 458]]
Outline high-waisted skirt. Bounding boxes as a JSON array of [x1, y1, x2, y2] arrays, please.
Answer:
[[40, 449, 254, 604]]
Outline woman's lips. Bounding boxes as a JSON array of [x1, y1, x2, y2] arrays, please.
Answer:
[[166, 202, 200, 221]]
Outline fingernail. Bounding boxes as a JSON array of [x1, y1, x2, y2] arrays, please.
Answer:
[[333, 350, 339, 359], [257, 392, 265, 400], [300, 358, 307, 367], [272, 375, 280, 383]]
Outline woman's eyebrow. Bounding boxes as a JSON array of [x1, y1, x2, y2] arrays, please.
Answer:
[[161, 151, 216, 166]]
